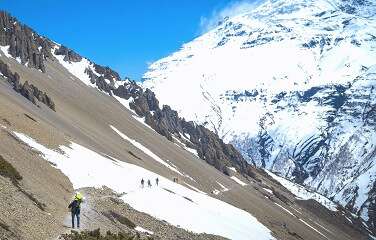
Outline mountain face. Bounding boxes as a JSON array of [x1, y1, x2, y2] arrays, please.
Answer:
[[0, 9, 374, 240], [143, 0, 376, 230]]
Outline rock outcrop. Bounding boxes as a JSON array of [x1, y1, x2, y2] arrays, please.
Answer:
[[0, 59, 55, 111], [113, 81, 250, 175], [0, 11, 54, 72], [84, 68, 113, 95], [54, 45, 82, 63], [93, 64, 121, 82]]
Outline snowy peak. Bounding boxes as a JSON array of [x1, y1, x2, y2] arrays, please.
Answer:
[[142, 0, 376, 233], [144, 0, 376, 137]]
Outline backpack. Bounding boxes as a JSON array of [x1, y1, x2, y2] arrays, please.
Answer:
[[68, 199, 81, 213]]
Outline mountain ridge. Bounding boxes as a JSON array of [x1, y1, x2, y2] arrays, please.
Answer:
[[0, 10, 252, 180]]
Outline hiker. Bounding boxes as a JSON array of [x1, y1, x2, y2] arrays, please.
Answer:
[[155, 177, 159, 186], [141, 178, 145, 188], [68, 192, 83, 229], [147, 179, 152, 187]]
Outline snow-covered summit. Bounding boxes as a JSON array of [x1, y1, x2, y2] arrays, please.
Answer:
[[143, 0, 376, 230], [144, 0, 375, 137]]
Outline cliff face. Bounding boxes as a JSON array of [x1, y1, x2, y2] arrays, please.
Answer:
[[0, 12, 54, 73]]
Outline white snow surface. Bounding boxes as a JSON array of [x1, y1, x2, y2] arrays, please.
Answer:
[[172, 136, 199, 158], [52, 45, 115, 92], [299, 219, 329, 239], [53, 47, 95, 87], [213, 181, 230, 195], [113, 95, 135, 113], [0, 45, 12, 58], [12, 132, 275, 240], [135, 226, 154, 235], [110, 125, 183, 176], [217, 181, 230, 192], [267, 170, 338, 211], [263, 188, 273, 195], [230, 176, 248, 186], [274, 203, 295, 217], [143, 0, 376, 141]]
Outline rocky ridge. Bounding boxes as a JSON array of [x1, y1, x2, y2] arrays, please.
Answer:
[[0, 59, 55, 110], [0, 11, 55, 72]]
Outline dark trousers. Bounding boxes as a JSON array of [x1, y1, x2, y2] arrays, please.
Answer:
[[71, 211, 80, 228]]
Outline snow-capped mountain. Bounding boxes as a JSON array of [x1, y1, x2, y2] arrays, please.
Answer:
[[143, 0, 376, 229]]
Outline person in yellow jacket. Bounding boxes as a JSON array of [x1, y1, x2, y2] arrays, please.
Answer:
[[68, 192, 84, 229]]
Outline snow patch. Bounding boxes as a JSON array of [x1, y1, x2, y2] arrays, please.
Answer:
[[263, 187, 273, 195], [274, 202, 295, 217], [217, 181, 230, 192], [266, 171, 338, 211], [113, 96, 135, 113], [0, 45, 12, 58], [135, 226, 154, 235], [110, 125, 183, 176], [230, 176, 247, 186], [172, 135, 199, 158], [53, 50, 93, 86], [299, 219, 329, 239], [213, 189, 220, 195]]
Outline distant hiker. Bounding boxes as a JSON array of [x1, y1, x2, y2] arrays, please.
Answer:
[[173, 177, 179, 183], [156, 177, 159, 186], [147, 179, 152, 188], [68, 192, 83, 229], [141, 178, 145, 188]]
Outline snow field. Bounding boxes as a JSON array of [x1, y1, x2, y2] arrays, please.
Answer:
[[14, 131, 275, 240], [266, 170, 337, 211]]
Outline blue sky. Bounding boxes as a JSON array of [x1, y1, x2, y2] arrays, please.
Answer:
[[0, 0, 242, 80]]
